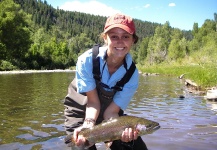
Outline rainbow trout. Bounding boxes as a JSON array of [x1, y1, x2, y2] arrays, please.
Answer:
[[65, 115, 160, 147]]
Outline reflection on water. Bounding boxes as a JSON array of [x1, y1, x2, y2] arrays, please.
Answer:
[[0, 72, 72, 150], [127, 75, 217, 150], [0, 73, 217, 150], [206, 101, 217, 112]]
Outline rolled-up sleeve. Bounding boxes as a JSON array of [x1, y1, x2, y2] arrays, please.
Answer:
[[76, 50, 96, 93]]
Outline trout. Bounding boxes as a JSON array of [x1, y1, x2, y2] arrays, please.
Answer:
[[65, 115, 160, 147]]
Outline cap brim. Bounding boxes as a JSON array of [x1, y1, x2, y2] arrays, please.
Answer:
[[104, 24, 134, 34]]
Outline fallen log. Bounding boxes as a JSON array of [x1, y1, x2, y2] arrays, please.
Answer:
[[184, 79, 205, 95]]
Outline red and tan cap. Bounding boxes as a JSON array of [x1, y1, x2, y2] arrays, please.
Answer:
[[104, 13, 136, 34]]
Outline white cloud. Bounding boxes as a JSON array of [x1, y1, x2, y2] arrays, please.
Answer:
[[168, 3, 176, 7], [144, 4, 150, 8], [59, 1, 121, 17]]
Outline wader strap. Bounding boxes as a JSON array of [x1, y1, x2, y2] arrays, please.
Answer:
[[92, 44, 136, 91], [92, 44, 100, 81], [112, 62, 136, 91]]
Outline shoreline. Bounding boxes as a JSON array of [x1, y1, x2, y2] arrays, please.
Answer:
[[0, 69, 76, 74], [1, 69, 215, 99]]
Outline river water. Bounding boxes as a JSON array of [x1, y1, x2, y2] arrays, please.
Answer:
[[0, 72, 216, 150]]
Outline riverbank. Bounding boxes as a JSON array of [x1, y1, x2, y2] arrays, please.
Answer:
[[1, 68, 216, 100], [0, 69, 76, 74], [137, 64, 217, 89]]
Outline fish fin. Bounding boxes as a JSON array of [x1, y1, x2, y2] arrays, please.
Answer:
[[72, 145, 86, 150], [102, 117, 116, 123], [101, 119, 111, 124], [101, 120, 107, 123], [68, 140, 94, 149], [106, 146, 111, 150], [84, 140, 95, 149], [105, 141, 113, 149], [80, 127, 89, 132]]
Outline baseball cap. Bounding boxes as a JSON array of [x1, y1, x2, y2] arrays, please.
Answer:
[[104, 13, 136, 34]]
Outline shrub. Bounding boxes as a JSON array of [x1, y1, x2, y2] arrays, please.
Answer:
[[0, 60, 17, 71]]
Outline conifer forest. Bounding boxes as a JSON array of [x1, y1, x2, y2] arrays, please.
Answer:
[[0, 0, 217, 71]]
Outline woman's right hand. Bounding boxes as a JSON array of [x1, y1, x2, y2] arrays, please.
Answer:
[[73, 126, 86, 146], [73, 119, 95, 147]]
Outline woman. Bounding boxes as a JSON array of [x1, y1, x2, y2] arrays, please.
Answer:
[[64, 13, 148, 150]]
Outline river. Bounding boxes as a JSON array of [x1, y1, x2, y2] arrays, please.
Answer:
[[0, 72, 216, 150]]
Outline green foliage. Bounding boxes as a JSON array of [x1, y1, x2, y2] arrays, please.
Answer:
[[0, 60, 17, 71], [138, 64, 217, 88], [0, 0, 216, 87], [137, 37, 149, 64], [0, 0, 32, 62], [192, 23, 199, 36], [0, 43, 6, 59], [168, 38, 188, 61], [146, 22, 172, 64], [138, 13, 217, 88]]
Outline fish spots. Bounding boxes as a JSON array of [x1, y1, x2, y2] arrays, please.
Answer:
[[102, 118, 118, 126]]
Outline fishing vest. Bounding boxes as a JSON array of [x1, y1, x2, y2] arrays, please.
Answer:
[[64, 44, 136, 133]]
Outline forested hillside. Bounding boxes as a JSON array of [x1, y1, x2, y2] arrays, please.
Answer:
[[0, 0, 216, 71]]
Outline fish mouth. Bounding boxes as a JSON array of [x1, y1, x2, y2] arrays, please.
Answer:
[[147, 123, 160, 134], [152, 122, 160, 131], [153, 124, 161, 131]]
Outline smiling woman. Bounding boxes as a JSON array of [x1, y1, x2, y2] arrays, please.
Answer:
[[63, 13, 150, 150]]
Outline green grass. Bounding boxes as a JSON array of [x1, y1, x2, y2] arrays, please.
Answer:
[[137, 63, 217, 89]]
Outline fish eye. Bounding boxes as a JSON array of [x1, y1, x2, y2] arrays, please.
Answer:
[[146, 124, 152, 128]]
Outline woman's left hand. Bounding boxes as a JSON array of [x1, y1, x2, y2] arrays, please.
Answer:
[[121, 128, 138, 142]]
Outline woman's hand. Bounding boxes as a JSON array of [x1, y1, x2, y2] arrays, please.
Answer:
[[121, 128, 138, 142], [73, 119, 95, 147], [73, 126, 87, 147]]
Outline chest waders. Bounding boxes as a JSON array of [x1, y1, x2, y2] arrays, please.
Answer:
[[64, 44, 136, 133], [64, 45, 148, 150]]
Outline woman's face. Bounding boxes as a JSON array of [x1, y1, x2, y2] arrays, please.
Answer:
[[104, 27, 135, 58]]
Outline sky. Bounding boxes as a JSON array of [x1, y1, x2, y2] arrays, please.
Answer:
[[46, 0, 217, 30]]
